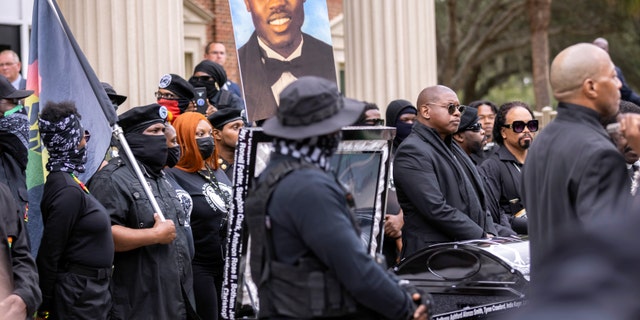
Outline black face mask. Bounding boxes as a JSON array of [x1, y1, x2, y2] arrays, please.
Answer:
[[177, 98, 192, 113], [189, 77, 218, 102], [0, 132, 28, 170], [197, 136, 215, 160], [166, 146, 181, 168], [125, 133, 168, 175]]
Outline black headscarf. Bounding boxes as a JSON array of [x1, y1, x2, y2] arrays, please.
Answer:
[[193, 60, 227, 89], [39, 113, 86, 173]]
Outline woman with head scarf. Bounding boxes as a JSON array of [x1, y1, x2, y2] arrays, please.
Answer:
[[166, 112, 232, 320], [189, 60, 245, 115], [36, 101, 114, 320]]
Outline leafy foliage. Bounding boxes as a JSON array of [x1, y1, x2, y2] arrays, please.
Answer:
[[435, 0, 637, 107]]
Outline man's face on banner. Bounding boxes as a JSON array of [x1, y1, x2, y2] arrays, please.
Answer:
[[245, 0, 305, 54]]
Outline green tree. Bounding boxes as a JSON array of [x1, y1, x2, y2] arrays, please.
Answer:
[[435, 0, 634, 110]]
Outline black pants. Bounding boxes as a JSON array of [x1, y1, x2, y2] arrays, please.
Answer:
[[193, 263, 223, 320], [52, 271, 111, 320]]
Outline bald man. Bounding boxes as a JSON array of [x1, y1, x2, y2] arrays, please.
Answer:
[[521, 43, 632, 281], [593, 37, 640, 106], [393, 85, 497, 258]]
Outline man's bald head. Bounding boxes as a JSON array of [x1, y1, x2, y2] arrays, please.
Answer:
[[415, 85, 461, 139], [550, 43, 612, 101], [550, 43, 621, 117], [416, 85, 456, 110], [593, 37, 609, 52]]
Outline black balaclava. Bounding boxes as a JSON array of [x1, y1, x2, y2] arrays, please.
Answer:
[[386, 99, 417, 148]]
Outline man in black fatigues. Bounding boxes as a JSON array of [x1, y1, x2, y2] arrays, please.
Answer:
[[0, 182, 40, 319], [246, 77, 430, 319], [89, 104, 196, 319], [0, 75, 33, 221]]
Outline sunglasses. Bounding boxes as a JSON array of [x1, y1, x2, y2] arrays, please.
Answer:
[[462, 122, 483, 132], [502, 120, 539, 133], [84, 130, 91, 143], [430, 103, 466, 115]]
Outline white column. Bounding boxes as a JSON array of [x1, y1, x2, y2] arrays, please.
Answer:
[[344, 0, 437, 113], [58, 0, 185, 112]]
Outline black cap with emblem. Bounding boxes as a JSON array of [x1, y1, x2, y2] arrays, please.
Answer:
[[118, 103, 168, 134]]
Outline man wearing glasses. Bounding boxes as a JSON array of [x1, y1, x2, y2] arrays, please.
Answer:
[[156, 73, 197, 122], [478, 101, 536, 236], [0, 50, 25, 90], [453, 107, 517, 238], [394, 85, 497, 259], [452, 107, 488, 165]]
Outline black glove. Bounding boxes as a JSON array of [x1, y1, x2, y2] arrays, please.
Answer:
[[398, 279, 433, 319]]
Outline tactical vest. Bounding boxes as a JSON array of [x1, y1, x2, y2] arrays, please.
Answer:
[[245, 159, 360, 318]]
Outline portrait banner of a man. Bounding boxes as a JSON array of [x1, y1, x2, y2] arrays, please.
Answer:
[[230, 0, 338, 122]]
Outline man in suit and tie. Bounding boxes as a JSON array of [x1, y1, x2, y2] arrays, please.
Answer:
[[238, 0, 336, 122], [0, 50, 26, 90]]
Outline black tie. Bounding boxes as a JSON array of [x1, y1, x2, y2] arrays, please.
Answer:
[[263, 57, 304, 85]]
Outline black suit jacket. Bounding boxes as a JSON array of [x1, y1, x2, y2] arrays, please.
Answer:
[[521, 102, 632, 280], [237, 32, 336, 121], [394, 122, 497, 258]]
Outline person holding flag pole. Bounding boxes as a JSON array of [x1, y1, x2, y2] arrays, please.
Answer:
[[26, 0, 196, 319], [88, 104, 197, 320], [26, 0, 171, 245]]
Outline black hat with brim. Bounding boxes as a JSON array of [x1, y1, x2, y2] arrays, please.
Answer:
[[0, 75, 33, 99], [101, 82, 127, 106], [263, 76, 366, 140]]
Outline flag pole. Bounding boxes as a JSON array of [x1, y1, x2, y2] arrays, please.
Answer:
[[113, 124, 165, 221]]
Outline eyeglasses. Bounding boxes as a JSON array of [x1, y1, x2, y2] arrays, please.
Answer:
[[430, 103, 466, 115], [155, 91, 179, 100], [502, 120, 538, 133], [84, 130, 91, 143], [363, 118, 384, 126], [462, 122, 483, 132]]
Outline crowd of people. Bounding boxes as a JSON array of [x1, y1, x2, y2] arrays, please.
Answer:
[[3, 32, 640, 319]]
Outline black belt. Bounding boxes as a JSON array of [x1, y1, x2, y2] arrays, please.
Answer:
[[66, 263, 112, 280]]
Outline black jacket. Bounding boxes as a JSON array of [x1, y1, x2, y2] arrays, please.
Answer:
[[252, 153, 417, 319], [88, 157, 194, 320], [237, 32, 336, 121], [0, 182, 41, 316], [394, 122, 497, 258], [478, 146, 524, 235], [521, 102, 632, 280]]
